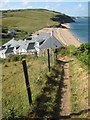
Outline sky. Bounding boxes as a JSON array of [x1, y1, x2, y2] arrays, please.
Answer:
[[0, 0, 89, 16]]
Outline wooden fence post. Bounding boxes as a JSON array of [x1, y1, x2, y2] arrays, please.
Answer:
[[47, 49, 50, 72], [22, 59, 32, 105], [54, 48, 58, 61]]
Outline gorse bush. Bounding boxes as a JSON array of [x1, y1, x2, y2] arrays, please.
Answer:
[[58, 45, 76, 56], [58, 44, 90, 66], [73, 43, 90, 65], [7, 55, 27, 62]]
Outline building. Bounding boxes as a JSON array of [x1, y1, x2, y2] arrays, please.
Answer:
[[0, 31, 63, 58]]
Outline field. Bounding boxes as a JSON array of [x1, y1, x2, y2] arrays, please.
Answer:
[[1, 55, 48, 119], [1, 9, 59, 33], [0, 9, 74, 44]]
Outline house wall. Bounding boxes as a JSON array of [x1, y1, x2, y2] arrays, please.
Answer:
[[19, 49, 27, 55], [0, 52, 6, 58]]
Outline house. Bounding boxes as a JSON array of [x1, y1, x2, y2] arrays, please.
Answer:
[[32, 32, 51, 55], [0, 49, 6, 58], [8, 29, 16, 36], [17, 40, 35, 55], [0, 47, 14, 58], [5, 47, 14, 57], [0, 31, 63, 58], [33, 32, 63, 56], [2, 38, 19, 48]]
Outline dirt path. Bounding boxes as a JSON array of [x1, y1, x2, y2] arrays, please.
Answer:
[[60, 62, 71, 116]]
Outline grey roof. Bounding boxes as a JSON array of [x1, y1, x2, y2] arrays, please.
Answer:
[[39, 35, 63, 49], [27, 42, 35, 50], [31, 32, 50, 43], [5, 47, 14, 54], [18, 40, 25, 45], [3, 39, 19, 48], [17, 40, 35, 51]]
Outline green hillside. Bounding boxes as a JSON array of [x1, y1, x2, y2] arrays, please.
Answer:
[[2, 9, 57, 33], [0, 9, 74, 45], [1, 9, 74, 33], [0, 9, 74, 43]]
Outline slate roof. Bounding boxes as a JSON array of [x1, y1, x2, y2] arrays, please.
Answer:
[[5, 47, 14, 54], [39, 35, 64, 49], [27, 42, 35, 50], [3, 39, 19, 48], [17, 40, 35, 51], [31, 32, 50, 43]]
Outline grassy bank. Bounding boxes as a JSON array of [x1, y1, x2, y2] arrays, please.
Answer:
[[69, 57, 88, 118], [57, 44, 89, 118], [1, 53, 62, 119], [1, 56, 48, 119]]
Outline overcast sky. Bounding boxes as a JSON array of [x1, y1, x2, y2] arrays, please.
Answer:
[[0, 0, 89, 16]]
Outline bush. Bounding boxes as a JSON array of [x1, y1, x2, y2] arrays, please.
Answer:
[[73, 43, 90, 65], [58, 45, 76, 56], [9, 55, 20, 62], [6, 55, 28, 62], [4, 64, 8, 67]]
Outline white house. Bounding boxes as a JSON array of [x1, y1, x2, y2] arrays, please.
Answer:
[[0, 49, 6, 58], [8, 29, 16, 36], [16, 40, 35, 55], [0, 31, 63, 58]]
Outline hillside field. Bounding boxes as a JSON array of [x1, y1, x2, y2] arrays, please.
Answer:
[[0, 9, 74, 44]]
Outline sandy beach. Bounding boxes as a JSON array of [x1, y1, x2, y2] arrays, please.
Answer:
[[37, 27, 81, 47], [53, 28, 81, 47]]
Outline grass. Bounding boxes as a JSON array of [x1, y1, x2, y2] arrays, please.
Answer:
[[69, 57, 88, 118], [0, 9, 74, 45], [1, 53, 63, 119], [1, 52, 61, 119], [1, 9, 60, 45], [1, 55, 48, 119], [2, 10, 59, 33]]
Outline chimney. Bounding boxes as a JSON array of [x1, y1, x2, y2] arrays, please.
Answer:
[[51, 30, 54, 36]]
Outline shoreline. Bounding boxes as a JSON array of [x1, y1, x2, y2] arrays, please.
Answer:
[[54, 28, 82, 47], [61, 23, 71, 29]]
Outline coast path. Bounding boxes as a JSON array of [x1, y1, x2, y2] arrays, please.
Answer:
[[58, 57, 71, 117], [60, 61, 71, 116]]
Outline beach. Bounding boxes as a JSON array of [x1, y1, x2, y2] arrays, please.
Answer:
[[37, 27, 81, 47], [53, 28, 81, 47]]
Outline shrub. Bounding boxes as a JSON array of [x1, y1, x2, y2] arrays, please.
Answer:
[[4, 64, 8, 67], [73, 43, 90, 66], [10, 55, 20, 62]]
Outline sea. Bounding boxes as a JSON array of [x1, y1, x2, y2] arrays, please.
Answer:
[[69, 17, 88, 43]]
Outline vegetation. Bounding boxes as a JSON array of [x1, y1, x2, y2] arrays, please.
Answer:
[[1, 55, 48, 119], [1, 42, 89, 119], [73, 43, 90, 66], [57, 44, 89, 118], [58, 43, 90, 67], [1, 9, 74, 45], [1, 53, 63, 119], [70, 58, 88, 118], [1, 26, 28, 44]]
